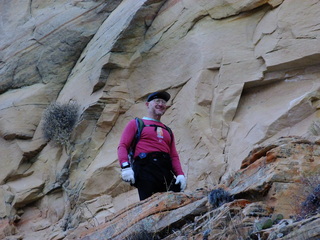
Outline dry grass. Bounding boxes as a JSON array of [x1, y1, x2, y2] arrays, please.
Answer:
[[296, 175, 320, 220], [42, 102, 80, 146], [308, 120, 320, 136]]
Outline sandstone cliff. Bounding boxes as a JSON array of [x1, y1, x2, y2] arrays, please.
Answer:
[[1, 0, 320, 239]]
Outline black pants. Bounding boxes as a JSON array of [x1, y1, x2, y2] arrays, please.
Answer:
[[132, 152, 180, 200]]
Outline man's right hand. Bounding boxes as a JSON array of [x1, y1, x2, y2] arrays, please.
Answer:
[[121, 167, 135, 184]]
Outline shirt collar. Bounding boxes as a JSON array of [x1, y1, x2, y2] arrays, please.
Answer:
[[142, 117, 161, 122]]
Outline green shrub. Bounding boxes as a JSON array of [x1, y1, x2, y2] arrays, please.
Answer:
[[42, 102, 80, 145]]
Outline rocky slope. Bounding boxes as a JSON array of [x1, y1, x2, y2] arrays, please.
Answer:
[[1, 0, 320, 239], [60, 136, 320, 240]]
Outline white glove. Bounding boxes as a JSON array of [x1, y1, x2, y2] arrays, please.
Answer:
[[121, 167, 135, 184], [175, 175, 186, 191]]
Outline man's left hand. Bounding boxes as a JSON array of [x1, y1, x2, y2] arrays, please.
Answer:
[[175, 175, 187, 191]]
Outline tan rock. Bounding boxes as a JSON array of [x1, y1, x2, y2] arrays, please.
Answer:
[[268, 0, 284, 7], [228, 137, 320, 217], [204, 0, 276, 19], [0, 139, 26, 184], [7, 176, 45, 208], [270, 214, 320, 240], [65, 191, 207, 240], [0, 84, 50, 140], [1, 0, 320, 239], [0, 219, 17, 240], [0, 0, 118, 93], [0, 186, 14, 219]]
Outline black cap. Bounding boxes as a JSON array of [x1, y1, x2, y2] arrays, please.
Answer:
[[147, 91, 171, 102]]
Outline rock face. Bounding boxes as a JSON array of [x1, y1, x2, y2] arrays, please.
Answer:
[[1, 0, 320, 239], [63, 137, 320, 240]]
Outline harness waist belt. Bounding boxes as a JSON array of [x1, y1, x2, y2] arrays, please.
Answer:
[[135, 151, 170, 161]]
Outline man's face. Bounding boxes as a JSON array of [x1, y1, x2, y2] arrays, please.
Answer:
[[147, 98, 167, 116]]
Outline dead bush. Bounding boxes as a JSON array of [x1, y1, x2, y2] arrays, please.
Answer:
[[296, 175, 320, 220], [42, 102, 80, 145], [208, 188, 234, 209]]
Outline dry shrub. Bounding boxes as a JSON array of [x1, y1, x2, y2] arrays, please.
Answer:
[[208, 188, 234, 209], [308, 120, 320, 136], [124, 226, 158, 240], [42, 102, 80, 145], [296, 175, 320, 220]]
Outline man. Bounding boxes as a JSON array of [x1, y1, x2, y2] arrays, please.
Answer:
[[117, 91, 186, 200]]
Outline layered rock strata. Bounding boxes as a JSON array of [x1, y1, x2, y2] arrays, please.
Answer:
[[1, 0, 320, 239]]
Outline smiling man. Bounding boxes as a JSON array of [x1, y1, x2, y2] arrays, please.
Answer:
[[117, 91, 186, 200]]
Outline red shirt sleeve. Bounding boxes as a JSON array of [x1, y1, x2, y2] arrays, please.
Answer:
[[169, 133, 184, 176]]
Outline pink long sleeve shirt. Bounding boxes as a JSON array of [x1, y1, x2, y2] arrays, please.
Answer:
[[117, 118, 184, 176]]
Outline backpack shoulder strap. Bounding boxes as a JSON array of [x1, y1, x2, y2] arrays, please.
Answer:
[[135, 118, 172, 139], [164, 124, 172, 137], [145, 122, 173, 143], [128, 118, 145, 160], [163, 124, 173, 144], [135, 117, 145, 141]]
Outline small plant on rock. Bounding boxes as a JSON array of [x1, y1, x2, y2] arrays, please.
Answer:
[[125, 229, 156, 240], [299, 183, 320, 219], [42, 102, 80, 146], [208, 188, 234, 209], [308, 120, 320, 136], [295, 175, 320, 220]]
